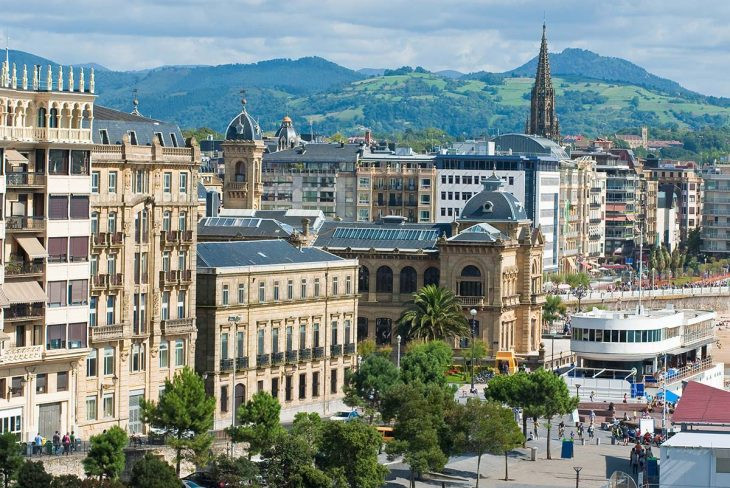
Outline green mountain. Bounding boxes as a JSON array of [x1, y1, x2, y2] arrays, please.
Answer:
[[8, 48, 730, 137]]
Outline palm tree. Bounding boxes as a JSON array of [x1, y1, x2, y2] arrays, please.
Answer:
[[542, 295, 566, 332], [397, 285, 470, 341]]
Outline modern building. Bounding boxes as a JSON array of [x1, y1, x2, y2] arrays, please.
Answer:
[[435, 137, 561, 271], [655, 185, 680, 250], [195, 240, 358, 426], [0, 64, 95, 442], [701, 165, 730, 255], [79, 107, 200, 436], [525, 23, 560, 143], [314, 176, 546, 364]]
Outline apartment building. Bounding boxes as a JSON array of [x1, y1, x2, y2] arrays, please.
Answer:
[[701, 165, 730, 255], [195, 240, 358, 426], [0, 64, 94, 442], [80, 108, 200, 436]]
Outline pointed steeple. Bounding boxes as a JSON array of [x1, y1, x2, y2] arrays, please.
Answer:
[[527, 23, 560, 143]]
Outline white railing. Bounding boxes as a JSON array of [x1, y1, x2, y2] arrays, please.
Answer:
[[0, 345, 43, 364], [554, 285, 730, 303]]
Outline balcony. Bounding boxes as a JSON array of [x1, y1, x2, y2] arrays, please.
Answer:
[[109, 232, 123, 247], [344, 343, 356, 355], [89, 324, 126, 343], [179, 270, 193, 284], [6, 216, 45, 232], [6, 172, 46, 188], [589, 234, 602, 241], [272, 352, 284, 365], [5, 304, 44, 322], [313, 347, 325, 359], [235, 356, 249, 370], [330, 344, 343, 357], [299, 348, 312, 361], [286, 350, 298, 363], [91, 274, 106, 289], [159, 270, 178, 287], [162, 230, 179, 246], [220, 358, 234, 372], [589, 218, 602, 224], [5, 260, 44, 277], [457, 296, 485, 307], [0, 345, 43, 364], [160, 317, 195, 335], [108, 273, 123, 289], [256, 354, 270, 368], [180, 230, 194, 244], [92, 232, 108, 247]]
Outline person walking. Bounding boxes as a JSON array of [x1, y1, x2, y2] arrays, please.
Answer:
[[52, 431, 61, 455], [533, 419, 540, 440], [588, 424, 595, 440], [590, 391, 595, 402], [623, 392, 628, 403], [34, 433, 43, 456], [629, 447, 639, 475], [69, 431, 76, 452], [577, 422, 584, 441], [558, 420, 565, 439], [62, 432, 71, 455]]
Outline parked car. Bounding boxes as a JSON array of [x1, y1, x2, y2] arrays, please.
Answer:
[[329, 410, 360, 422], [182, 481, 207, 488]]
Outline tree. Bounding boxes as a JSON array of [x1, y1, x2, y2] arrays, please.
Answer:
[[290, 411, 325, 447], [357, 338, 377, 358], [262, 432, 332, 488], [564, 272, 590, 289], [686, 227, 702, 257], [671, 247, 681, 275], [51, 475, 84, 488], [462, 339, 488, 377], [329, 132, 347, 144], [210, 455, 259, 487], [542, 295, 566, 331], [181, 127, 223, 142], [0, 431, 23, 488], [344, 354, 400, 423], [130, 454, 180, 488], [79, 480, 125, 488], [82, 426, 128, 480], [529, 368, 579, 460], [228, 391, 284, 459], [483, 372, 537, 444], [451, 400, 524, 486], [317, 421, 388, 488], [141, 366, 215, 475], [16, 461, 52, 488], [400, 340, 452, 387], [397, 285, 469, 341]]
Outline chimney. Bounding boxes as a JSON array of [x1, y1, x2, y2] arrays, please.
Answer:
[[365, 129, 372, 146], [301, 218, 310, 237]]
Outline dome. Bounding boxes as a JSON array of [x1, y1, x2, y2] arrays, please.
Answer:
[[274, 115, 299, 150], [225, 100, 262, 141], [282, 115, 292, 123], [460, 174, 529, 222]]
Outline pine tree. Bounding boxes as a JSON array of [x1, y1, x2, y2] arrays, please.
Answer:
[[82, 426, 128, 480], [227, 391, 284, 459]]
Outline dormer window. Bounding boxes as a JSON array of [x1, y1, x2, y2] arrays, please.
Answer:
[[483, 202, 494, 213], [128, 131, 138, 145]]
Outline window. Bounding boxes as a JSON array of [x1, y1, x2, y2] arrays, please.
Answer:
[[287, 280, 293, 300], [49, 149, 68, 174], [285, 326, 293, 352], [285, 376, 293, 402], [155, 132, 165, 146], [178, 211, 187, 232], [91, 212, 99, 235], [108, 171, 117, 193], [299, 324, 306, 350], [86, 349, 97, 377], [314, 278, 320, 297], [48, 237, 68, 262], [107, 254, 117, 275], [49, 195, 69, 219], [332, 277, 339, 295], [376, 266, 393, 293], [331, 321, 338, 345], [221, 333, 229, 360], [238, 284, 245, 304], [86, 396, 97, 420], [257, 330, 265, 356], [103, 347, 114, 375], [273, 281, 280, 301], [46, 324, 65, 349], [312, 372, 320, 398], [70, 196, 89, 219], [300, 279, 307, 298], [68, 279, 88, 306], [170, 133, 178, 147], [222, 285, 229, 306], [48, 281, 67, 307], [70, 236, 88, 262], [359, 266, 369, 292], [162, 211, 171, 232], [177, 291, 186, 318], [220, 386, 229, 413], [159, 341, 169, 368], [163, 172, 172, 192], [344, 320, 352, 344], [236, 331, 245, 358], [91, 172, 100, 193], [313, 323, 320, 347], [258, 282, 265, 302], [175, 339, 185, 366], [108, 212, 117, 233], [10, 377, 23, 398], [180, 172, 188, 193], [346, 276, 352, 295], [130, 343, 145, 372], [106, 295, 115, 324], [162, 292, 170, 320], [330, 369, 338, 394], [399, 266, 417, 294], [298, 373, 306, 400], [103, 394, 114, 418], [99, 128, 109, 144], [134, 170, 148, 194], [162, 251, 170, 272]]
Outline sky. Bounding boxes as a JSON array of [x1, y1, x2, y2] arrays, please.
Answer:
[[5, 0, 730, 96]]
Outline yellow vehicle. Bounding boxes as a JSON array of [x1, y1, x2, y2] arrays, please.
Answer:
[[495, 351, 517, 374], [376, 426, 394, 443]]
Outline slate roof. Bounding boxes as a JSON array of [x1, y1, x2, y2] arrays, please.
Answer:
[[92, 105, 184, 147], [198, 217, 295, 240], [218, 208, 325, 233], [225, 106, 262, 141], [197, 240, 343, 268], [448, 223, 506, 243], [197, 181, 208, 200], [492, 133, 568, 160], [314, 220, 450, 251], [671, 381, 730, 425], [263, 143, 362, 164], [460, 175, 530, 222]]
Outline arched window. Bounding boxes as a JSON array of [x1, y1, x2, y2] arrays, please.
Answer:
[[234, 161, 246, 182], [399, 266, 417, 294], [49, 108, 58, 128], [37, 107, 47, 128], [358, 266, 369, 292], [375, 318, 392, 345], [459, 265, 483, 297], [424, 267, 440, 286], [376, 266, 393, 293], [234, 384, 246, 424], [357, 317, 369, 341]]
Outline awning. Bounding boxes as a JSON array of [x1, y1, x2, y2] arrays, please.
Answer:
[[667, 337, 716, 355], [15, 236, 47, 259], [656, 390, 681, 403], [0, 289, 8, 307], [2, 281, 46, 304], [4, 149, 28, 164]]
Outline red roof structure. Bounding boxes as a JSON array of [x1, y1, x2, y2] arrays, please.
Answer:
[[672, 381, 730, 425]]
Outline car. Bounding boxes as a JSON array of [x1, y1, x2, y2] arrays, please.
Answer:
[[182, 481, 206, 488], [329, 410, 360, 421]]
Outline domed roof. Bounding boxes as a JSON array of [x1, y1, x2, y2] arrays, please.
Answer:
[[275, 115, 299, 149], [282, 115, 292, 123], [460, 174, 529, 222], [225, 98, 262, 141]]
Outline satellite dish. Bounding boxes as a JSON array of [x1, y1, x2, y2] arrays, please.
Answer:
[[608, 471, 637, 488]]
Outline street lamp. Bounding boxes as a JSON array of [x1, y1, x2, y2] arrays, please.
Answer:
[[469, 309, 477, 393], [573, 466, 582, 488], [575, 384, 581, 402], [396, 335, 401, 370]]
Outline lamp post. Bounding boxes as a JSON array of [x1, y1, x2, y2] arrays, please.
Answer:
[[573, 466, 582, 488], [470, 308, 477, 393], [396, 335, 401, 370], [551, 332, 557, 371], [575, 384, 581, 402]]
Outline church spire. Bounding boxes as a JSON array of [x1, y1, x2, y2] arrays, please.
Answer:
[[527, 22, 560, 144]]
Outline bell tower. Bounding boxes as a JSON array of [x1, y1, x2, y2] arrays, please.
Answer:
[[526, 23, 560, 143]]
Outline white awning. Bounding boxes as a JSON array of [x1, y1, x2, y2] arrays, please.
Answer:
[[4, 149, 28, 164], [15, 236, 47, 259], [2, 281, 46, 304]]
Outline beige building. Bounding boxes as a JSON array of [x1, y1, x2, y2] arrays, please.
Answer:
[[0, 64, 95, 441], [78, 107, 200, 436], [195, 240, 358, 427], [222, 99, 265, 210]]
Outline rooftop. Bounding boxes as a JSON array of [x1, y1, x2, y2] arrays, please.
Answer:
[[672, 382, 730, 426], [314, 220, 450, 252], [198, 217, 295, 239], [217, 208, 325, 233], [197, 240, 343, 268], [662, 431, 730, 449], [263, 143, 362, 164], [492, 133, 569, 160], [92, 105, 184, 147]]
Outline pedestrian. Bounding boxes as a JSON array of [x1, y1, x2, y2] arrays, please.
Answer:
[[533, 419, 540, 440], [588, 424, 595, 440], [559, 420, 565, 439], [590, 410, 596, 424], [70, 431, 76, 452], [52, 431, 61, 455], [570, 431, 575, 442], [629, 448, 639, 475], [34, 433, 43, 456], [590, 390, 595, 402], [623, 428, 630, 446], [62, 432, 71, 455], [577, 422, 584, 441], [623, 393, 628, 403]]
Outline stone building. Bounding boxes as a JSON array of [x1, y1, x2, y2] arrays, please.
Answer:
[[195, 240, 358, 426], [701, 165, 730, 255], [0, 64, 94, 442], [222, 97, 265, 210], [78, 107, 200, 436]]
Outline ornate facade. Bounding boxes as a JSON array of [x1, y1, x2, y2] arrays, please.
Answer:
[[526, 24, 560, 143], [222, 98, 265, 210]]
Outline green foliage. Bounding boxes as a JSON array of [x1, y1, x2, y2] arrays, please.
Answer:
[[397, 285, 469, 341], [82, 426, 128, 480], [290, 412, 325, 447], [130, 454, 180, 488], [400, 340, 453, 387], [79, 480, 125, 488], [51, 475, 84, 488], [546, 272, 590, 288], [344, 353, 400, 421], [391, 127, 453, 153], [16, 461, 52, 488], [527, 369, 579, 459], [356, 338, 376, 358], [0, 431, 23, 488], [462, 339, 489, 367], [542, 295, 566, 327], [317, 421, 389, 488], [484, 372, 541, 440], [262, 432, 332, 488], [181, 127, 223, 142], [140, 367, 215, 474], [329, 132, 347, 143], [210, 455, 260, 487], [228, 391, 284, 458]]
